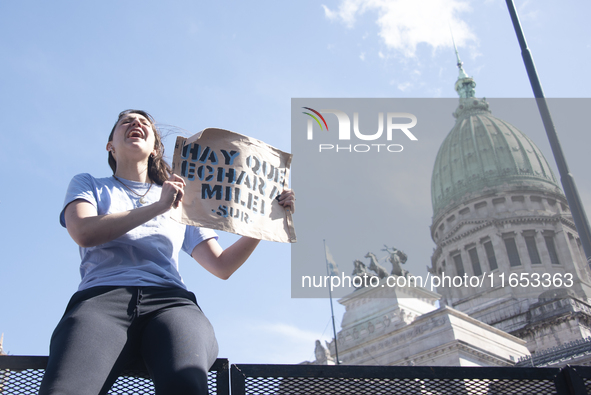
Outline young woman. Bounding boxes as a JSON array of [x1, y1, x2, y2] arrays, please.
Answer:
[[39, 109, 295, 395]]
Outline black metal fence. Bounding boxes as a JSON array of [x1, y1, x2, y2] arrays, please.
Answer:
[[0, 356, 229, 395], [3, 356, 591, 394], [230, 364, 591, 395]]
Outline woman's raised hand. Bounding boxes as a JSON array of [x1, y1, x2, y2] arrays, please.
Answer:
[[160, 174, 186, 209]]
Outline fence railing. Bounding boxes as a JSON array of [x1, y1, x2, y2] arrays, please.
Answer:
[[3, 355, 591, 394], [0, 355, 229, 395], [230, 364, 576, 395], [516, 336, 591, 367]]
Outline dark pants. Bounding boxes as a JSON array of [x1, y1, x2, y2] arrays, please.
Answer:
[[39, 286, 219, 395]]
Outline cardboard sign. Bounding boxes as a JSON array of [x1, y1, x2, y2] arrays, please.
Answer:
[[171, 128, 296, 243]]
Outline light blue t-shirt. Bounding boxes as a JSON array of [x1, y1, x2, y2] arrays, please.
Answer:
[[60, 173, 218, 291]]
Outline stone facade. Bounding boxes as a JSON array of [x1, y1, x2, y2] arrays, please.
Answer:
[[429, 182, 591, 340], [324, 283, 529, 367]]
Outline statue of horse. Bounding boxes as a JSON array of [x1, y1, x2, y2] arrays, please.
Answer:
[[352, 259, 369, 277], [351, 259, 372, 288], [382, 245, 408, 277], [364, 252, 389, 279]]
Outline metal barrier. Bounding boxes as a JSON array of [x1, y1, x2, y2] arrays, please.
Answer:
[[230, 364, 585, 395], [0, 355, 229, 395], [563, 366, 591, 395], [4, 356, 591, 394]]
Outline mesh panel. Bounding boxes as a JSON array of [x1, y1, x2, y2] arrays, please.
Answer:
[[0, 359, 578, 395], [0, 367, 220, 394], [0, 369, 45, 395], [208, 370, 218, 393], [243, 376, 560, 395], [108, 374, 155, 394]]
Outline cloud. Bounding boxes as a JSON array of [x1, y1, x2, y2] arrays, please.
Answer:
[[517, 0, 540, 22], [397, 81, 412, 91], [217, 320, 333, 364], [261, 322, 327, 342], [323, 0, 476, 57]]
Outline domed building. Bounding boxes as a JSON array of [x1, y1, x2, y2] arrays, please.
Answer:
[[305, 52, 591, 368], [429, 52, 591, 356]]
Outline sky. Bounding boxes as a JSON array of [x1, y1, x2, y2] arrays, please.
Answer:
[[1, 0, 590, 365]]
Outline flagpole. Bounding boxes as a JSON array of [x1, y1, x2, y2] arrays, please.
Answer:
[[324, 239, 340, 365], [506, 0, 591, 265]]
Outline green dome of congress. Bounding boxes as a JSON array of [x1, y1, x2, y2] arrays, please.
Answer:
[[431, 52, 563, 219]]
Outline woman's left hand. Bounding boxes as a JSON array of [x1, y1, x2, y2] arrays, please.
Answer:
[[277, 189, 296, 214], [159, 174, 186, 209]]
